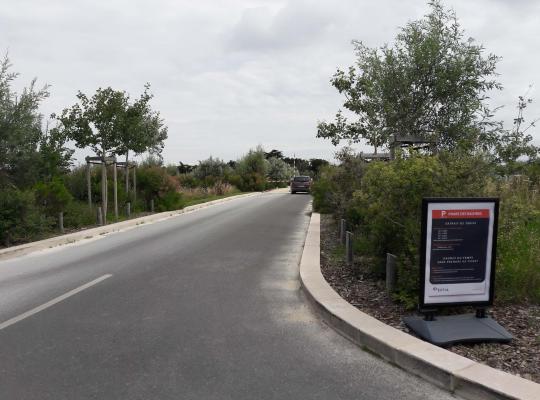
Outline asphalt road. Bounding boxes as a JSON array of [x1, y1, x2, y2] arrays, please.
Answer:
[[0, 192, 456, 399]]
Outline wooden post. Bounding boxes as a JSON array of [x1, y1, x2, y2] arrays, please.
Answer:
[[386, 253, 397, 293], [339, 219, 346, 245], [126, 202, 131, 218], [133, 165, 137, 206], [150, 199, 154, 213], [101, 160, 107, 224], [86, 159, 92, 209], [59, 212, 64, 234], [346, 231, 353, 265], [97, 206, 103, 226], [113, 159, 118, 221], [125, 152, 129, 194]]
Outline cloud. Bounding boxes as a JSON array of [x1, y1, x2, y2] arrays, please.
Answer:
[[1, 0, 539, 165], [227, 1, 338, 53]]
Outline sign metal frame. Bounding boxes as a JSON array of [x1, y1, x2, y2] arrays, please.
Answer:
[[419, 197, 499, 309]]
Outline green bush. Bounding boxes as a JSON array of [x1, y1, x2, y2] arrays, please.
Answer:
[[312, 165, 338, 214], [347, 153, 490, 306], [136, 166, 183, 211], [63, 201, 96, 228], [235, 147, 269, 191], [178, 174, 200, 189], [0, 188, 53, 246], [34, 178, 73, 216], [238, 172, 266, 192]]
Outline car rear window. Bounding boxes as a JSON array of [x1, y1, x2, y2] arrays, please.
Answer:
[[293, 176, 310, 182]]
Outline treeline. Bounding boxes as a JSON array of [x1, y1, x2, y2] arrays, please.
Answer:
[[176, 148, 328, 191], [313, 1, 540, 305], [0, 54, 329, 246]]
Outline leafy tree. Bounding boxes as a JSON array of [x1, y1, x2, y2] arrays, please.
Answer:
[[309, 158, 330, 177], [117, 84, 168, 191], [495, 93, 539, 169], [193, 156, 229, 181], [267, 157, 295, 181], [36, 125, 74, 182], [317, 0, 501, 153], [57, 87, 128, 217], [0, 54, 51, 188], [235, 146, 269, 191], [57, 85, 167, 217]]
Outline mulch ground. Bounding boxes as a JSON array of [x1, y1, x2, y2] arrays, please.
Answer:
[[319, 214, 540, 384]]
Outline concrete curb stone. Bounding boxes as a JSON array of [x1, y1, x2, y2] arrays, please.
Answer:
[[0, 192, 261, 262], [299, 212, 539, 400]]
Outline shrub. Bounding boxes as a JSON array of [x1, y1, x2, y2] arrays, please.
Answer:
[[63, 201, 96, 228], [312, 165, 338, 214], [235, 146, 269, 191], [136, 166, 182, 211], [0, 188, 53, 246], [347, 153, 490, 306], [34, 178, 73, 216], [177, 174, 200, 189], [193, 156, 230, 181]]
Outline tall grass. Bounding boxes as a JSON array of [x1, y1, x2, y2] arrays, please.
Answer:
[[491, 178, 540, 303]]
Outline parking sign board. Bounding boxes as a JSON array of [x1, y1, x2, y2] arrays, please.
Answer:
[[420, 198, 499, 308]]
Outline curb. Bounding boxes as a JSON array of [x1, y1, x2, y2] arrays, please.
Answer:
[[299, 213, 539, 400], [0, 192, 261, 262]]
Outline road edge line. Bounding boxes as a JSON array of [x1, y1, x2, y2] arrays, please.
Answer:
[[299, 212, 539, 400]]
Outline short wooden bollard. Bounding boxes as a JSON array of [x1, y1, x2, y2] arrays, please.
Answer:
[[150, 199, 154, 213], [386, 253, 397, 293], [339, 219, 346, 245], [97, 207, 103, 226], [345, 231, 353, 265], [59, 212, 64, 234], [126, 202, 131, 218]]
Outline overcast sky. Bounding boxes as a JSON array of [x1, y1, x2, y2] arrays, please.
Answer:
[[2, 0, 539, 165]]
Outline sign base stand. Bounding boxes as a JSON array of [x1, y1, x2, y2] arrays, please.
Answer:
[[403, 313, 512, 347]]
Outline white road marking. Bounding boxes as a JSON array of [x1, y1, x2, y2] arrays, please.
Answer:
[[0, 274, 113, 331]]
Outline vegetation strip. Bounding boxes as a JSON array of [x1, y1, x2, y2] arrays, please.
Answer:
[[299, 213, 540, 400], [0, 192, 260, 262]]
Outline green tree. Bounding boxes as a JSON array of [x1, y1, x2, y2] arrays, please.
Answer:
[[495, 93, 539, 169], [36, 124, 74, 182], [117, 84, 168, 192], [57, 85, 167, 217], [0, 54, 50, 188], [193, 156, 229, 181], [57, 87, 128, 217], [317, 0, 501, 153], [235, 146, 269, 191], [267, 157, 295, 181]]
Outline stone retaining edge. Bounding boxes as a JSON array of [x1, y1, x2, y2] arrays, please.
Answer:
[[299, 212, 539, 400]]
